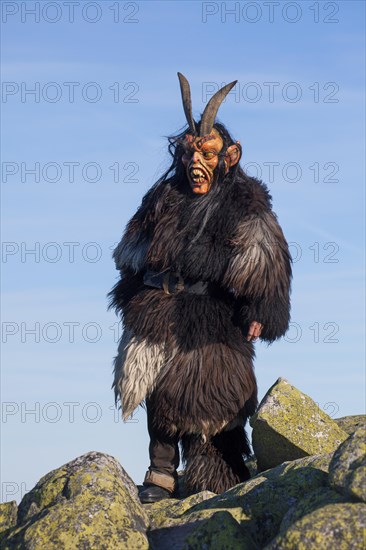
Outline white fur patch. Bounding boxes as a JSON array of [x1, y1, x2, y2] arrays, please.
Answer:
[[223, 212, 288, 297], [169, 418, 230, 438], [113, 330, 167, 420]]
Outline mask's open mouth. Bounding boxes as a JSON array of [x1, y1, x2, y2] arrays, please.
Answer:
[[189, 167, 208, 184]]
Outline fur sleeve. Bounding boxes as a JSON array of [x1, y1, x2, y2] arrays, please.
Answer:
[[223, 182, 292, 342]]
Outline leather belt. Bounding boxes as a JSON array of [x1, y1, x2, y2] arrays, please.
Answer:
[[143, 269, 209, 296]]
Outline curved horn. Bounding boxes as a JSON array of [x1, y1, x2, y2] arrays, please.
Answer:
[[177, 72, 196, 135], [200, 80, 237, 136]]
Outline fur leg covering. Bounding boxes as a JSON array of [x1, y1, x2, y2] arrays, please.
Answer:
[[181, 425, 251, 494]]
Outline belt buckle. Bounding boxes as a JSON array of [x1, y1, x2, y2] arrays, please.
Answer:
[[162, 271, 184, 295]]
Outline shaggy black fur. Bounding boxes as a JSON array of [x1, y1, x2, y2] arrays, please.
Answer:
[[108, 121, 292, 493], [181, 426, 251, 494]]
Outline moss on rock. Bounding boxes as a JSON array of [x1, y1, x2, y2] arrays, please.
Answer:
[[148, 454, 332, 548], [279, 488, 348, 532], [147, 490, 216, 529], [250, 378, 348, 471], [329, 427, 366, 502], [0, 501, 18, 538], [1, 379, 363, 550], [264, 503, 366, 549], [334, 415, 366, 435], [2, 452, 149, 549], [182, 511, 258, 550]]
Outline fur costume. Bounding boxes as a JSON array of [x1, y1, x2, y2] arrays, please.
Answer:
[[109, 75, 292, 494]]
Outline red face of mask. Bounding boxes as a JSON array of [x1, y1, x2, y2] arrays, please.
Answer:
[[181, 129, 241, 194]]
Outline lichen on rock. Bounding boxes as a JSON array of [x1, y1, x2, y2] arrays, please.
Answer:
[[2, 451, 149, 550], [264, 503, 366, 549], [0, 500, 18, 540], [146, 453, 333, 549], [182, 510, 258, 550], [278, 487, 348, 532], [250, 377, 348, 471], [147, 490, 216, 529], [1, 379, 364, 549], [329, 427, 366, 503], [334, 415, 366, 435]]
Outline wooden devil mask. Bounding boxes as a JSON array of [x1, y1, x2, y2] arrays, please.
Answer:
[[177, 72, 241, 195]]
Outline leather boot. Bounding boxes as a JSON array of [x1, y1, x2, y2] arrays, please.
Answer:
[[139, 470, 175, 504], [139, 484, 172, 504]]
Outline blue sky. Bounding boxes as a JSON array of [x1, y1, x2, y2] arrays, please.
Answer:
[[1, 0, 365, 503]]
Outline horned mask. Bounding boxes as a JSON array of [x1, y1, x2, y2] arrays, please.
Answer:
[[177, 72, 241, 194]]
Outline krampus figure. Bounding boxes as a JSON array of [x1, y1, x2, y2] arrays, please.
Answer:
[[109, 73, 292, 503]]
